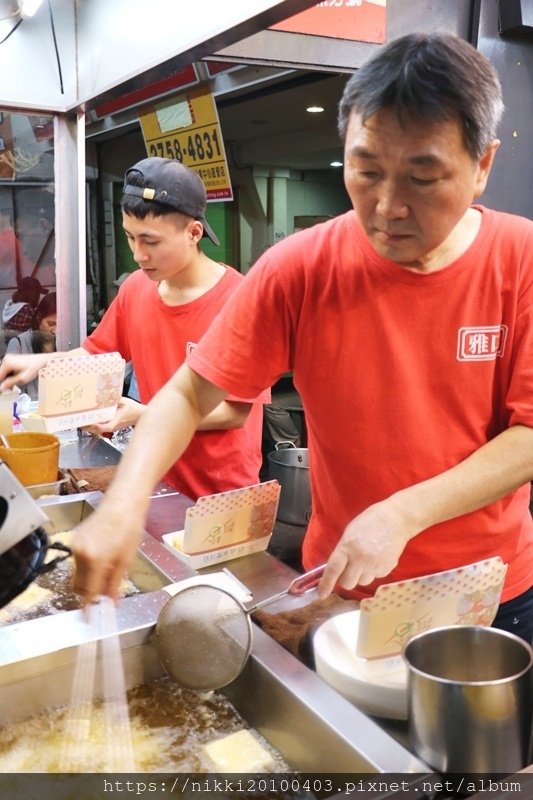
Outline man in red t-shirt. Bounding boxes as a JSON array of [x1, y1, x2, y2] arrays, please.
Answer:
[[0, 158, 268, 500], [22, 35, 533, 642]]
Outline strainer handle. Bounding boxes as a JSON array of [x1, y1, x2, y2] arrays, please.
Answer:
[[287, 564, 326, 595], [248, 564, 327, 613]]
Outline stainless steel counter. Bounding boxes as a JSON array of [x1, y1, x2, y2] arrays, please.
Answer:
[[49, 432, 421, 767], [0, 430, 527, 786], [55, 432, 307, 605], [0, 589, 433, 776], [58, 430, 194, 501], [58, 431, 120, 469]]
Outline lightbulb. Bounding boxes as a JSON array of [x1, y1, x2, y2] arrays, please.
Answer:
[[19, 0, 44, 17], [306, 106, 324, 113]]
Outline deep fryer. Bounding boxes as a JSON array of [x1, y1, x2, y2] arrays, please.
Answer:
[[0, 460, 71, 608]]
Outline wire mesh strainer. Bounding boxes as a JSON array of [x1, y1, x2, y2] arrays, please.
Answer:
[[155, 564, 325, 690]]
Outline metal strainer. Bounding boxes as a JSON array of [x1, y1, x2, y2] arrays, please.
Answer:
[[155, 564, 325, 690]]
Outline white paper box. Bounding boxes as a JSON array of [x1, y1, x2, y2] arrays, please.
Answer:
[[162, 531, 273, 569], [21, 353, 125, 433], [162, 480, 280, 569]]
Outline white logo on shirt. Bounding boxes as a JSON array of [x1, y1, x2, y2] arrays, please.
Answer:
[[457, 326, 507, 361], [186, 341, 197, 355]]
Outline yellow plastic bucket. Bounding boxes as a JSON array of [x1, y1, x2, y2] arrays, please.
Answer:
[[0, 432, 60, 486]]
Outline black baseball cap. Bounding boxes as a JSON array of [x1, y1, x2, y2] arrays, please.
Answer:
[[122, 157, 219, 246]]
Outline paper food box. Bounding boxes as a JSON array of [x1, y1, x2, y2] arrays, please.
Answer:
[[163, 480, 281, 569], [356, 557, 507, 660], [20, 353, 125, 433]]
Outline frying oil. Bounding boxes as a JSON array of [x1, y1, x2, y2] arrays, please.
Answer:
[[0, 676, 288, 773]]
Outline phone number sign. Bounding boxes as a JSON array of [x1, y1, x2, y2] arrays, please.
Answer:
[[139, 85, 233, 201]]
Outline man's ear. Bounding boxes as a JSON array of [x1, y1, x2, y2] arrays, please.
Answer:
[[187, 219, 204, 244], [473, 139, 500, 200]]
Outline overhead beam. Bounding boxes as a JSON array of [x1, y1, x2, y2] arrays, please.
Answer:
[[76, 0, 319, 113]]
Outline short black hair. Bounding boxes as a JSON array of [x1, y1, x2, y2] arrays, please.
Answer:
[[338, 33, 503, 160]]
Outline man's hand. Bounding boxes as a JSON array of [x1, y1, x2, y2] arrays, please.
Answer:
[[0, 347, 88, 392], [71, 498, 143, 604], [318, 498, 414, 598], [82, 397, 144, 435], [318, 424, 533, 599], [0, 352, 50, 392]]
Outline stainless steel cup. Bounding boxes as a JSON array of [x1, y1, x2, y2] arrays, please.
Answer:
[[404, 625, 532, 773]]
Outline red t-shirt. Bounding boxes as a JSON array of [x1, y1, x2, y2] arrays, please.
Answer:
[[189, 207, 533, 602], [83, 267, 269, 500]]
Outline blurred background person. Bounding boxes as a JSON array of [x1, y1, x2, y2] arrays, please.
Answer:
[[1, 276, 48, 334], [5, 291, 56, 399]]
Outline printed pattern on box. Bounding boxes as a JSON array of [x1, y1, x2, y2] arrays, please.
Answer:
[[38, 353, 125, 418], [162, 480, 281, 568], [357, 557, 507, 659], [184, 480, 280, 554]]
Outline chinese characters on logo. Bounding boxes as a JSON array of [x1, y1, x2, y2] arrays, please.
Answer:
[[457, 325, 507, 361]]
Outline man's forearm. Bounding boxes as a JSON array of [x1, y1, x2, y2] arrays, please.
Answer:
[[319, 425, 533, 599], [394, 424, 533, 537], [102, 365, 227, 514], [103, 387, 197, 515]]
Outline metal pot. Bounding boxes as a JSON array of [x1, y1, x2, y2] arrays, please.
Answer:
[[404, 625, 533, 774], [267, 441, 312, 526]]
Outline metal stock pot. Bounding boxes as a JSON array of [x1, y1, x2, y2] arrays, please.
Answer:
[[267, 441, 312, 526]]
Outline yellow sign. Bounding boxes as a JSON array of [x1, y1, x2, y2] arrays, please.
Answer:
[[139, 85, 233, 201]]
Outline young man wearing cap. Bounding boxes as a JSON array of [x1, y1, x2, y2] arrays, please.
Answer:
[[0, 158, 268, 500]]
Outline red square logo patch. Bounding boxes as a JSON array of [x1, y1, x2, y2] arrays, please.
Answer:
[[457, 326, 507, 361]]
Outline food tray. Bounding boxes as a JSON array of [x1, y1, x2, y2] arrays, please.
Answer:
[[25, 469, 71, 499]]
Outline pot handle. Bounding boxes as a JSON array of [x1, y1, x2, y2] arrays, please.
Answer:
[[274, 440, 297, 450]]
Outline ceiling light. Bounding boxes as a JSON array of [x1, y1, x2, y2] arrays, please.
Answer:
[[330, 161, 343, 167], [306, 106, 324, 113], [19, 0, 44, 17]]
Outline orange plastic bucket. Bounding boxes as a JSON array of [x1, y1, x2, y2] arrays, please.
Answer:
[[0, 432, 60, 486]]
